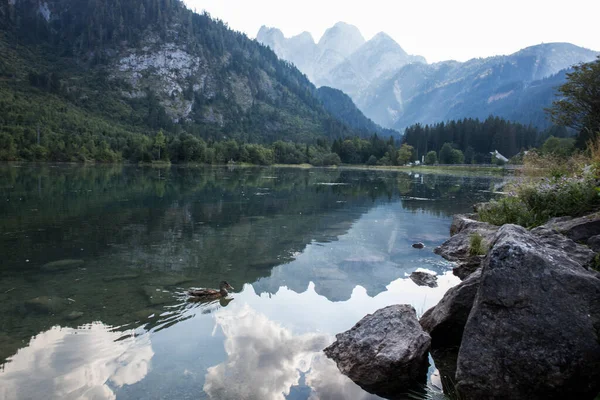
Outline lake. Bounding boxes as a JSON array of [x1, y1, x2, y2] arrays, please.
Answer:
[[0, 165, 506, 400]]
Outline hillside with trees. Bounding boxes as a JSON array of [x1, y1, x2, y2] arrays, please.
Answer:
[[0, 0, 384, 162]]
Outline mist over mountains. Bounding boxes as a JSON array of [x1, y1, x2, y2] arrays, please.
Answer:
[[257, 23, 598, 130]]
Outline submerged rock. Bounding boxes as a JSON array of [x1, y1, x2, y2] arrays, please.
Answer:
[[102, 273, 140, 282], [24, 296, 68, 314], [142, 286, 174, 306], [324, 305, 431, 398], [64, 311, 84, 321], [409, 271, 438, 287], [455, 225, 600, 400], [41, 259, 84, 272]]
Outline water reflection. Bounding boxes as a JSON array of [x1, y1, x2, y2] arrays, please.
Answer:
[[0, 165, 507, 399], [204, 304, 329, 400], [0, 323, 153, 400]]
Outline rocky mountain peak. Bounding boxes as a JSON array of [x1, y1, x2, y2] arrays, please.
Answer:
[[318, 21, 365, 57]]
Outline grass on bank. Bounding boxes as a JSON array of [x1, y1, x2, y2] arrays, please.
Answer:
[[478, 141, 600, 229]]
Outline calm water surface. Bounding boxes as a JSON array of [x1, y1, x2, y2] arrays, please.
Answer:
[[0, 165, 506, 400]]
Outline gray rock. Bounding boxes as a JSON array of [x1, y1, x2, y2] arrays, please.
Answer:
[[324, 305, 431, 397], [456, 225, 600, 400], [531, 226, 596, 268], [587, 234, 600, 253], [449, 214, 484, 237], [409, 271, 438, 287], [436, 215, 498, 262], [41, 259, 84, 272], [412, 243, 425, 249], [452, 255, 484, 280], [420, 270, 481, 394], [532, 212, 600, 242]]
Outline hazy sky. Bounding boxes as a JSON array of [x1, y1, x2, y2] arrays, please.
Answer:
[[183, 0, 599, 63]]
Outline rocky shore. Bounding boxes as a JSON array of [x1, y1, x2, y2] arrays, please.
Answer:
[[325, 211, 600, 399]]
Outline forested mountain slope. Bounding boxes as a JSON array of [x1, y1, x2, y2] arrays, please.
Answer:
[[0, 0, 383, 162]]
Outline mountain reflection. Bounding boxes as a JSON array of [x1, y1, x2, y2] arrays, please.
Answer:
[[0, 323, 153, 400]]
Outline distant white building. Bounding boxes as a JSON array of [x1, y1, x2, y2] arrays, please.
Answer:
[[490, 150, 509, 163]]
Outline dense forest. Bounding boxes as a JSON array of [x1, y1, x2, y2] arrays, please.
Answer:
[[402, 116, 569, 164]]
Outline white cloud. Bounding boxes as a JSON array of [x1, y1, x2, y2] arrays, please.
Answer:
[[0, 323, 153, 400], [184, 0, 600, 62]]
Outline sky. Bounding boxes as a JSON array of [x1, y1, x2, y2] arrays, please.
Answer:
[[183, 0, 599, 63]]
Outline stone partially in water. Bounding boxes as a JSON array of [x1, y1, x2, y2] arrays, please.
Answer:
[[435, 215, 498, 262], [24, 296, 68, 314], [409, 271, 438, 287], [142, 286, 174, 306], [41, 259, 84, 272], [420, 269, 481, 394], [456, 225, 600, 400], [412, 243, 425, 249], [324, 305, 431, 398]]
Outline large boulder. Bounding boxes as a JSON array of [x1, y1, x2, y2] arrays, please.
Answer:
[[532, 212, 600, 243], [452, 255, 484, 280], [436, 215, 498, 262], [456, 225, 600, 400], [420, 270, 482, 394], [324, 305, 431, 398], [531, 226, 596, 268]]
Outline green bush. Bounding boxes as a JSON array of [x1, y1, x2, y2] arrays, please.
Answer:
[[469, 232, 487, 256], [479, 175, 600, 228]]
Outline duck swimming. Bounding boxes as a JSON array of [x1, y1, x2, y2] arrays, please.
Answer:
[[188, 281, 234, 299]]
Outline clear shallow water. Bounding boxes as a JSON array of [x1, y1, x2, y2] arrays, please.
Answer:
[[0, 165, 506, 400]]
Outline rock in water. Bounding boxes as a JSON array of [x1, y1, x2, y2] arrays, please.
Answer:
[[412, 243, 425, 249], [420, 269, 481, 394], [456, 225, 600, 400], [324, 305, 431, 397], [409, 271, 438, 287], [435, 215, 498, 262]]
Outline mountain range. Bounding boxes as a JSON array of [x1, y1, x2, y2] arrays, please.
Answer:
[[257, 24, 598, 130]]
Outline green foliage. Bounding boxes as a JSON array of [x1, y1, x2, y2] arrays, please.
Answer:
[[540, 136, 576, 158], [403, 117, 543, 163], [479, 175, 600, 228], [548, 57, 600, 147], [397, 144, 414, 165], [439, 143, 465, 164], [425, 151, 437, 165], [469, 232, 487, 256]]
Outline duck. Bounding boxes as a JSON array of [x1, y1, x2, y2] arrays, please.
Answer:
[[188, 281, 234, 299]]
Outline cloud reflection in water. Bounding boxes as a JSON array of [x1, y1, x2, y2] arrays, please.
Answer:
[[0, 323, 153, 400], [203, 303, 386, 400]]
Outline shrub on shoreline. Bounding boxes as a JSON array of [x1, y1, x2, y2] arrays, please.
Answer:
[[480, 173, 600, 228]]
